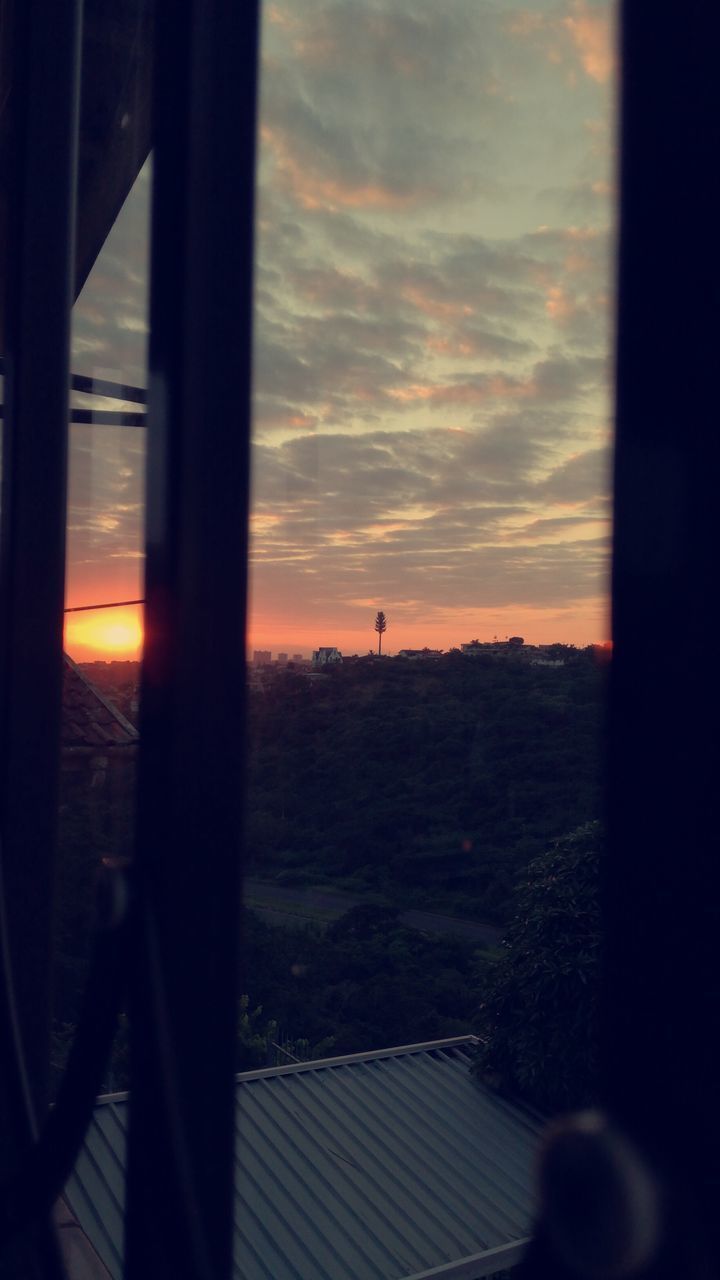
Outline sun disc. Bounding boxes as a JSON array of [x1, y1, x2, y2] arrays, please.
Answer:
[[64, 607, 144, 658]]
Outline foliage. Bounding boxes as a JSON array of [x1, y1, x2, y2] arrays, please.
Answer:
[[54, 765, 136, 1021], [51, 655, 604, 1103], [473, 822, 601, 1113], [236, 994, 277, 1070], [374, 610, 387, 655], [51, 763, 137, 1098], [50, 1011, 131, 1098], [240, 905, 494, 1057], [246, 650, 604, 922]]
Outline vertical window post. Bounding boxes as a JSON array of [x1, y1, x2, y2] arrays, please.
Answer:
[[0, 0, 82, 1273], [0, 0, 82, 1164], [604, 0, 720, 1258], [125, 3, 259, 1277]]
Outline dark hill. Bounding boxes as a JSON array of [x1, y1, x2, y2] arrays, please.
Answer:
[[246, 649, 605, 922]]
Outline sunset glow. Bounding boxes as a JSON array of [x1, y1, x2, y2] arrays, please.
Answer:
[[246, 597, 610, 659], [64, 607, 144, 662], [69, 2, 615, 659]]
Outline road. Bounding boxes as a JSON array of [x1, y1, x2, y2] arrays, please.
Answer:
[[243, 877, 503, 948]]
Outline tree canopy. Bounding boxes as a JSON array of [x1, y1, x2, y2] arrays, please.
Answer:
[[246, 650, 604, 922], [473, 821, 602, 1113], [374, 610, 387, 655]]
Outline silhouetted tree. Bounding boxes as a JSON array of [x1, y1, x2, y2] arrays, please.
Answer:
[[374, 610, 387, 655], [473, 822, 601, 1112]]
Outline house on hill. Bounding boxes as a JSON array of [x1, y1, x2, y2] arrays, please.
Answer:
[[461, 640, 502, 656], [461, 639, 524, 658], [397, 648, 444, 660], [312, 646, 343, 668]]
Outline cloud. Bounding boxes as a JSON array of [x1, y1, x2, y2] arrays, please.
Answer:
[[72, 159, 151, 386], [258, 3, 503, 215], [64, 4, 615, 650], [252, 209, 612, 441], [562, 1, 615, 84], [259, 1, 615, 231], [540, 446, 609, 502], [65, 426, 146, 607], [508, 1, 615, 88]]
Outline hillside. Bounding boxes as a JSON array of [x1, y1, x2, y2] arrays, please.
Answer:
[[247, 649, 605, 923]]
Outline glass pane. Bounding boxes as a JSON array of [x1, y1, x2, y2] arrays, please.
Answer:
[[244, 0, 615, 1107], [52, 148, 151, 1093], [65, 160, 150, 648]]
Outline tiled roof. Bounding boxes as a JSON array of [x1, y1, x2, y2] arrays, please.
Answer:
[[62, 655, 139, 749], [64, 1037, 542, 1280]]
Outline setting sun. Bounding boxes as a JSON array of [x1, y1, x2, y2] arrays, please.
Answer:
[[64, 606, 144, 661]]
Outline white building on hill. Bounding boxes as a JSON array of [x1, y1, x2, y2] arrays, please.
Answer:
[[312, 646, 343, 668]]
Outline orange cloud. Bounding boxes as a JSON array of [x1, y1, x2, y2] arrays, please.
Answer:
[[545, 285, 577, 321], [564, 250, 594, 274], [562, 1, 614, 84], [261, 125, 421, 213], [266, 5, 298, 30], [255, 408, 318, 432], [250, 513, 284, 535], [426, 336, 476, 357], [564, 226, 601, 241], [510, 3, 614, 86], [401, 285, 475, 321], [387, 375, 530, 406]]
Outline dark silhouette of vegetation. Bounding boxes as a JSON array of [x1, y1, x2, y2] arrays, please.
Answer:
[[247, 649, 604, 923], [51, 757, 136, 1097], [52, 655, 603, 1102], [54, 900, 495, 1092], [234, 904, 494, 1071], [473, 822, 601, 1113], [374, 610, 387, 655]]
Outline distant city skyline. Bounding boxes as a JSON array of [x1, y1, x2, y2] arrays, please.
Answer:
[[246, 608, 607, 657], [246, 625, 609, 661], [65, 0, 615, 663], [63, 599, 607, 663]]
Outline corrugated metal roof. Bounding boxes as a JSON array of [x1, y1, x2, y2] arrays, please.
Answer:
[[64, 1037, 542, 1280]]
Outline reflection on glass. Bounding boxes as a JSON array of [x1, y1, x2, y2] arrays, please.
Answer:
[[53, 163, 150, 1095], [65, 160, 150, 655], [242, 0, 615, 1108]]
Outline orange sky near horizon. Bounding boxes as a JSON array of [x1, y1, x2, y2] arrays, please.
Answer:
[[247, 598, 610, 658], [64, 605, 144, 663], [62, 596, 609, 663]]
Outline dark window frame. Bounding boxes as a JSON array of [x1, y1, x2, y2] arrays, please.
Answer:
[[2, 1, 719, 1276]]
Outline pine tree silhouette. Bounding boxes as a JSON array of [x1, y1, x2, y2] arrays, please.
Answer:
[[374, 611, 387, 656]]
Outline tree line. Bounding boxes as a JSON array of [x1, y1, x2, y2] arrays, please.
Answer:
[[246, 648, 604, 922]]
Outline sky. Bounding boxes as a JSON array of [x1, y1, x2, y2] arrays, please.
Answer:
[[65, 0, 615, 662]]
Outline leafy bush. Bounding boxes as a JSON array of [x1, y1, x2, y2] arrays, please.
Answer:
[[473, 822, 601, 1113]]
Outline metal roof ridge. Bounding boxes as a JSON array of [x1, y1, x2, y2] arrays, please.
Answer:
[[402, 1236, 531, 1279], [92, 1036, 479, 1105], [235, 1035, 479, 1082]]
